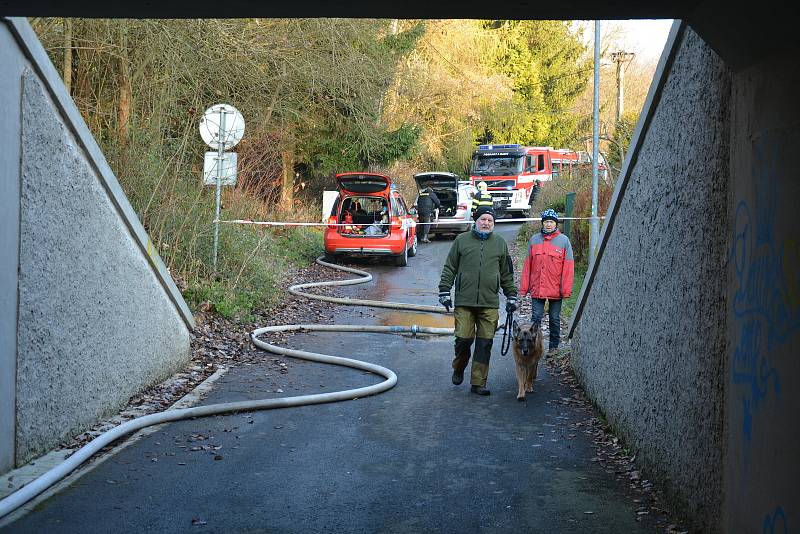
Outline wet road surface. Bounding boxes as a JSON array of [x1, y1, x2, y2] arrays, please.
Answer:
[[2, 223, 662, 533]]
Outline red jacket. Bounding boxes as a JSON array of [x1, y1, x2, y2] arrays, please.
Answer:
[[520, 229, 574, 299]]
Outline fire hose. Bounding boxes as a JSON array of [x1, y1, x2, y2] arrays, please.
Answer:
[[0, 256, 455, 521]]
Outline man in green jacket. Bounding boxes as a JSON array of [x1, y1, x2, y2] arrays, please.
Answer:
[[438, 206, 518, 395]]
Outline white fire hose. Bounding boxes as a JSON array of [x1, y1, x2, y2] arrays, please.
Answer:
[[0, 256, 454, 520]]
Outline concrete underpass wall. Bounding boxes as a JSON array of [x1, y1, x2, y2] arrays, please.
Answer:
[[1, 18, 194, 471], [724, 49, 800, 533], [0, 19, 24, 477], [570, 27, 731, 530]]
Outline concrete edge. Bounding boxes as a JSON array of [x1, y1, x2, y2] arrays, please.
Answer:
[[567, 20, 687, 338], [2, 16, 195, 329], [0, 366, 229, 527]]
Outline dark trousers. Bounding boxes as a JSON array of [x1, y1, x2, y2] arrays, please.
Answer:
[[531, 298, 562, 350], [418, 214, 433, 241]]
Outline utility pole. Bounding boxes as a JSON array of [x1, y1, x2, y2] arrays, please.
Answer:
[[611, 51, 635, 125], [62, 19, 72, 93], [590, 21, 601, 265]]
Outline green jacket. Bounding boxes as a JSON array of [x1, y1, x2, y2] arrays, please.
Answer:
[[439, 231, 517, 308]]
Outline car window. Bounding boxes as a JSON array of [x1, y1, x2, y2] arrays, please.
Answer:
[[342, 196, 363, 214], [392, 195, 406, 216], [341, 195, 388, 217], [396, 195, 410, 216], [365, 197, 384, 213]]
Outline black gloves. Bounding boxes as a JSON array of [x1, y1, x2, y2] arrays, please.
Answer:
[[439, 292, 516, 313], [505, 296, 518, 314], [438, 291, 452, 312]]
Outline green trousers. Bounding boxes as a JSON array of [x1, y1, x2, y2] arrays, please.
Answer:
[[452, 306, 499, 387]]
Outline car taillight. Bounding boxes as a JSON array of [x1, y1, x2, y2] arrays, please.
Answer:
[[327, 216, 337, 229], [391, 217, 402, 228]]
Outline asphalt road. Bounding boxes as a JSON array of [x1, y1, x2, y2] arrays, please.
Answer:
[[2, 223, 662, 533]]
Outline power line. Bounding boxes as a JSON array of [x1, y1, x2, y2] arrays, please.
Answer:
[[533, 62, 612, 87]]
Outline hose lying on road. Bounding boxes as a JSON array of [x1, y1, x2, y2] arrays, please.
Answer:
[[0, 256, 453, 520], [290, 257, 448, 313]]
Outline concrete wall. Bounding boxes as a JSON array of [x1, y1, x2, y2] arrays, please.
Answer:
[[1, 18, 194, 470], [724, 52, 800, 533], [570, 26, 731, 530], [0, 21, 25, 476], [571, 20, 800, 531]]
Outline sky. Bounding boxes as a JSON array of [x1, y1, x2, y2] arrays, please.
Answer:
[[574, 19, 674, 62], [614, 19, 675, 60]]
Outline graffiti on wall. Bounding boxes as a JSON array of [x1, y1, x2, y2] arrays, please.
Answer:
[[762, 506, 788, 534], [730, 139, 799, 446]]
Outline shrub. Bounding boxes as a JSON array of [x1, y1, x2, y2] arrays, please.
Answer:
[[570, 181, 614, 263], [548, 199, 566, 213]]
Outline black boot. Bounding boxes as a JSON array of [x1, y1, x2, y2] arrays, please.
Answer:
[[471, 385, 491, 396]]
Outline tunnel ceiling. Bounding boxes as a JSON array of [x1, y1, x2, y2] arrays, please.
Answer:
[[1, 0, 796, 69]]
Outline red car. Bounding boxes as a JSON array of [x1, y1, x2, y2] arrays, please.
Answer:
[[324, 173, 417, 266]]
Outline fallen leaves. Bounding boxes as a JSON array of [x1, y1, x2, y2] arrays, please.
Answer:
[[543, 355, 691, 532], [58, 261, 343, 459]]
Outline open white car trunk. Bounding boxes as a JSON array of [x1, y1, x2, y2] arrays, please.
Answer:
[[414, 173, 459, 217]]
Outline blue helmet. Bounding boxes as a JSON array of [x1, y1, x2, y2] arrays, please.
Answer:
[[540, 209, 559, 223]]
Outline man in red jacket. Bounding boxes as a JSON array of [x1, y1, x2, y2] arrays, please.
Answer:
[[520, 209, 574, 354]]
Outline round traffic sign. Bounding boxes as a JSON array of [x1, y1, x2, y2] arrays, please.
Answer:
[[199, 104, 245, 150]]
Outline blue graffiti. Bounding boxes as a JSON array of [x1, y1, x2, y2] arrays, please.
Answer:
[[763, 507, 788, 534], [731, 318, 780, 441], [730, 140, 799, 446]]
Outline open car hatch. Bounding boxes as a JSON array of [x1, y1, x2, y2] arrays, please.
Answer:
[[336, 173, 391, 194], [414, 172, 459, 191]]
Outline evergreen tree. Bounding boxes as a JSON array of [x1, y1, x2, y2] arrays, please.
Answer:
[[479, 20, 590, 148]]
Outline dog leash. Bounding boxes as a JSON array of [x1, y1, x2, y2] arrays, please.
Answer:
[[500, 311, 513, 356]]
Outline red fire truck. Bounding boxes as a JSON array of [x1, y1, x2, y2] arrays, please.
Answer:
[[469, 144, 605, 217]]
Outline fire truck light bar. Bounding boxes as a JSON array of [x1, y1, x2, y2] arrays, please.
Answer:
[[477, 144, 521, 150]]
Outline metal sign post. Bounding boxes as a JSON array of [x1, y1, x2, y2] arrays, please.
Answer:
[[213, 107, 228, 273], [199, 104, 245, 272]]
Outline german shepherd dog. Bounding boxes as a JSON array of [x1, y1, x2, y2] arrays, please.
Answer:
[[512, 321, 544, 401]]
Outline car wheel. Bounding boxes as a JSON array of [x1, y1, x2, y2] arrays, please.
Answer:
[[394, 241, 409, 267], [408, 235, 418, 257]]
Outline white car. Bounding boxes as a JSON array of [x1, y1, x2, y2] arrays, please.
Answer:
[[413, 172, 477, 238]]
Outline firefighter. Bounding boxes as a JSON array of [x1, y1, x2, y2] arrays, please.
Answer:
[[438, 206, 517, 396], [471, 181, 493, 216], [415, 186, 441, 243]]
